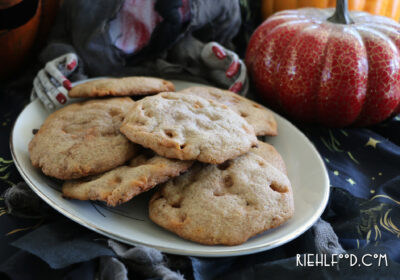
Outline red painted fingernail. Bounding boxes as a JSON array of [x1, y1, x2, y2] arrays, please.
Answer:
[[226, 61, 240, 78], [229, 82, 243, 93], [56, 93, 67, 104], [63, 80, 72, 90], [212, 45, 226, 60], [67, 60, 77, 70]]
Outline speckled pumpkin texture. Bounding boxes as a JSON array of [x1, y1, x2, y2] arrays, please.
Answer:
[[246, 8, 400, 126]]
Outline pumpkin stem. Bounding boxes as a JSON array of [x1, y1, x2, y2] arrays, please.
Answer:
[[327, 0, 354, 24]]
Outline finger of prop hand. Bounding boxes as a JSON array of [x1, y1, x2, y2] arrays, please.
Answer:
[[52, 53, 78, 77], [33, 77, 56, 111], [38, 69, 60, 95], [61, 53, 78, 79], [37, 70, 70, 109], [229, 62, 247, 93], [65, 53, 78, 71], [226, 60, 240, 78], [46, 86, 69, 109], [230, 80, 249, 95], [201, 42, 233, 69], [229, 82, 243, 93], [211, 44, 226, 60], [44, 61, 71, 90]]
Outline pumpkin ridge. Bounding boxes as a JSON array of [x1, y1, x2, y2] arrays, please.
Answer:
[[273, 21, 316, 110], [318, 25, 368, 126], [272, 22, 316, 108], [315, 24, 335, 124], [245, 18, 310, 71], [277, 23, 329, 121], [361, 24, 400, 118], [250, 20, 314, 109], [354, 25, 400, 125], [352, 25, 373, 125], [269, 20, 316, 99]]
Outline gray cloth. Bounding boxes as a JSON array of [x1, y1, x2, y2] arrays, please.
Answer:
[[2, 182, 48, 219], [40, 0, 241, 83], [3, 182, 346, 279], [313, 218, 345, 255], [104, 240, 185, 280], [99, 257, 128, 280]]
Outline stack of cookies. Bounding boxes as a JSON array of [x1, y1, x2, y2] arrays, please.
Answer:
[[29, 76, 294, 246]]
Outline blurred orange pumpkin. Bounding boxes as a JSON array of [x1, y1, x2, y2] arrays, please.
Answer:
[[262, 0, 400, 21], [0, 0, 61, 81]]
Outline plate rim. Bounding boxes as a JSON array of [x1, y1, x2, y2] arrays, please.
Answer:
[[10, 81, 330, 257]]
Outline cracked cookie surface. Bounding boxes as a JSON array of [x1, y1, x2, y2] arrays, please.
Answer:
[[179, 86, 277, 136], [62, 151, 192, 206], [29, 98, 137, 179], [120, 92, 258, 164], [149, 142, 294, 245]]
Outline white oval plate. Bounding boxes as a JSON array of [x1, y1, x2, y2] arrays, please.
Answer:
[[10, 80, 329, 257]]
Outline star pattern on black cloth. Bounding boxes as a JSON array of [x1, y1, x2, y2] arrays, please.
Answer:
[[302, 118, 400, 262]]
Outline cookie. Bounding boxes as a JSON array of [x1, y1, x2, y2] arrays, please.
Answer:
[[251, 141, 287, 175], [149, 143, 294, 245], [29, 98, 137, 180], [120, 92, 258, 164], [68, 77, 175, 98], [179, 86, 277, 136], [62, 151, 192, 206]]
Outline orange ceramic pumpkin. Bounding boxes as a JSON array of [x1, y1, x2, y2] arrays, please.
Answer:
[[0, 0, 41, 80], [0, 0, 61, 81], [262, 0, 400, 21]]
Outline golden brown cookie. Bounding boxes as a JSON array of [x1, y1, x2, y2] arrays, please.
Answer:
[[251, 141, 287, 175], [179, 86, 277, 136], [29, 98, 137, 180], [120, 92, 258, 164], [62, 151, 192, 206], [149, 143, 294, 246], [68, 77, 175, 98]]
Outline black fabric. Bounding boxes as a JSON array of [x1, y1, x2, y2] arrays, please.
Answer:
[[1, 73, 400, 279], [300, 122, 400, 264], [155, 0, 183, 24], [11, 220, 115, 269], [0, 251, 97, 280]]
